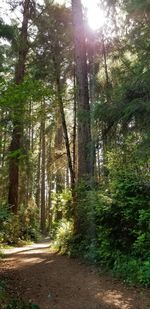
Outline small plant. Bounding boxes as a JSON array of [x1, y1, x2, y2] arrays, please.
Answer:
[[53, 219, 73, 253]]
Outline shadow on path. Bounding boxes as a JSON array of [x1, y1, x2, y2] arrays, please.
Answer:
[[1, 241, 150, 309]]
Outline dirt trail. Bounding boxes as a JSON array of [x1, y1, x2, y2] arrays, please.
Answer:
[[0, 241, 150, 309]]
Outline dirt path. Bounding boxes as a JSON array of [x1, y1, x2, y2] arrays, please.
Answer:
[[0, 241, 150, 309]]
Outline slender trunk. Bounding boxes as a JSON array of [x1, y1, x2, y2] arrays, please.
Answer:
[[102, 33, 111, 103], [0, 111, 3, 168], [101, 34, 111, 179], [1, 112, 7, 168], [47, 134, 52, 233], [29, 100, 34, 153], [54, 59, 75, 190], [27, 100, 33, 199], [2, 129, 7, 168], [47, 183, 52, 232], [53, 56, 78, 231], [36, 126, 42, 209], [8, 0, 31, 213], [87, 32, 96, 106], [97, 145, 101, 182], [102, 124, 109, 179], [65, 167, 70, 188], [87, 33, 97, 179], [73, 68, 77, 175], [54, 115, 64, 192], [40, 101, 46, 234]]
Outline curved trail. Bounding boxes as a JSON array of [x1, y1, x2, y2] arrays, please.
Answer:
[[0, 241, 149, 309]]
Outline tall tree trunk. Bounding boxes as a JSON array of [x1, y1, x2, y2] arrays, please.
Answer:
[[54, 115, 64, 193], [46, 133, 52, 233], [102, 33, 111, 103], [27, 100, 34, 200], [40, 101, 46, 234], [53, 56, 78, 231], [102, 33, 111, 179], [87, 32, 98, 179], [71, 0, 93, 182], [53, 57, 75, 190], [36, 126, 42, 209], [73, 68, 77, 175], [8, 0, 31, 213]]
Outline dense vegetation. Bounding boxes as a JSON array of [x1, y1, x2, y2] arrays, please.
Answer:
[[0, 0, 150, 288]]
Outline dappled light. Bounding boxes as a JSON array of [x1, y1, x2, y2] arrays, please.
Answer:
[[96, 291, 133, 309], [1, 241, 149, 309], [2, 243, 51, 256], [0, 0, 150, 308]]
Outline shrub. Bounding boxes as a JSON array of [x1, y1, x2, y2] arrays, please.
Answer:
[[0, 200, 40, 245], [53, 219, 73, 253], [63, 175, 150, 286], [113, 255, 150, 287]]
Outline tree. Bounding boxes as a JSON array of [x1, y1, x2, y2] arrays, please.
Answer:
[[71, 0, 94, 182], [40, 100, 46, 234], [8, 0, 34, 213]]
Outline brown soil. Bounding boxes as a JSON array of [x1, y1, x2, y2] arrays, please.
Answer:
[[0, 240, 150, 309]]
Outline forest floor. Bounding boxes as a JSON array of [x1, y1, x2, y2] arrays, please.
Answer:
[[0, 240, 150, 309]]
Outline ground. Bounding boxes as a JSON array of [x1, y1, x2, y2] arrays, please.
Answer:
[[0, 240, 150, 309]]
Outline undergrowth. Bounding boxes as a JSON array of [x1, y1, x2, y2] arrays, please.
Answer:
[[0, 199, 40, 245], [53, 165, 150, 288]]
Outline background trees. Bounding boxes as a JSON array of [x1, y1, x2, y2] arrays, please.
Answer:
[[0, 0, 150, 286]]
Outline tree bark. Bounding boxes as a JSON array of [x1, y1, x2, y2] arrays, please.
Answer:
[[54, 115, 64, 192], [46, 133, 52, 233], [71, 0, 93, 182], [53, 57, 75, 190], [40, 101, 46, 234], [8, 0, 31, 213], [36, 126, 42, 209], [73, 68, 77, 175]]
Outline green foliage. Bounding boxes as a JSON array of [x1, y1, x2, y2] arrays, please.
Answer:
[[52, 189, 72, 221], [0, 204, 11, 243], [127, 0, 150, 12], [113, 256, 150, 287], [0, 19, 15, 41], [53, 219, 73, 253], [0, 201, 40, 245], [57, 145, 150, 286], [18, 200, 40, 242], [0, 0, 149, 290]]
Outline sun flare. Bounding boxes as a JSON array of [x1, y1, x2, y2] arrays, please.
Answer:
[[54, 0, 105, 30], [82, 0, 105, 30]]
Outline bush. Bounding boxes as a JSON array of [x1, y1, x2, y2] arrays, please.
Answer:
[[50, 132, 150, 287], [0, 200, 40, 245], [53, 219, 73, 253], [19, 199, 40, 241], [61, 174, 150, 286], [113, 255, 150, 287]]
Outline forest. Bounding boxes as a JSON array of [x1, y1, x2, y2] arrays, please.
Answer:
[[0, 0, 150, 307]]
